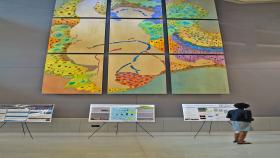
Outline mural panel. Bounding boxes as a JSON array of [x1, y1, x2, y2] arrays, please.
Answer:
[[109, 19, 164, 54], [48, 18, 105, 54], [110, 0, 162, 18], [166, 0, 218, 19], [42, 54, 103, 94], [170, 55, 229, 94], [108, 55, 166, 94], [54, 0, 107, 18], [168, 20, 224, 54]]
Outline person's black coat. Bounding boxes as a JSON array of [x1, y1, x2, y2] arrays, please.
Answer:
[[226, 109, 254, 122]]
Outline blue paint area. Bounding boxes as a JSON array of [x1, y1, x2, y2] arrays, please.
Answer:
[[149, 19, 162, 24], [130, 65, 140, 74], [110, 40, 151, 74], [116, 62, 132, 74], [132, 9, 148, 17], [111, 12, 120, 18], [133, 55, 141, 62], [172, 34, 224, 52], [151, 5, 162, 18], [111, 0, 162, 18], [110, 107, 137, 121]]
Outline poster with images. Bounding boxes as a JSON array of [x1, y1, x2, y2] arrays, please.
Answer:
[[89, 104, 155, 122], [0, 104, 55, 123], [182, 104, 235, 121]]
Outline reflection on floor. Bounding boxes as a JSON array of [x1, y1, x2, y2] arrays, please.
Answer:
[[0, 132, 280, 158]]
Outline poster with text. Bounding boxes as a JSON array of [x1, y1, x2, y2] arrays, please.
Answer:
[[182, 104, 235, 121], [89, 104, 155, 122], [0, 104, 55, 123]]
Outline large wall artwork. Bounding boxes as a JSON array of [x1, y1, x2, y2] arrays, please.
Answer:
[[42, 0, 229, 94]]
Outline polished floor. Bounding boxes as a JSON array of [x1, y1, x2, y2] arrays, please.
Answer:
[[0, 132, 280, 158]]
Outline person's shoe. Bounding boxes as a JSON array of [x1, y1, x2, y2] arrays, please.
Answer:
[[233, 140, 237, 143]]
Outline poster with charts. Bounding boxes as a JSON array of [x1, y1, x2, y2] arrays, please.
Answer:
[[182, 104, 235, 121], [0, 104, 55, 123], [89, 104, 155, 122]]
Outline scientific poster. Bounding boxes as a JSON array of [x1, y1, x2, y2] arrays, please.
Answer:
[[0, 104, 55, 123], [89, 104, 155, 122], [182, 104, 235, 121]]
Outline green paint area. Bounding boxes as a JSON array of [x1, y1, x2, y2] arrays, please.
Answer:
[[139, 20, 164, 40], [172, 67, 229, 94], [166, 1, 207, 19]]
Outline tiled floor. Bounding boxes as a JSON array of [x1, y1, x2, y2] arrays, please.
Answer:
[[0, 132, 280, 158]]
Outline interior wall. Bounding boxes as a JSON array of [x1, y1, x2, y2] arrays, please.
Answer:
[[0, 0, 279, 118]]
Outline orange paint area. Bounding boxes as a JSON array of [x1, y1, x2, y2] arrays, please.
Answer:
[[115, 72, 155, 89]]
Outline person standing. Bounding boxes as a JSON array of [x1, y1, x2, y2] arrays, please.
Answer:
[[226, 103, 254, 144]]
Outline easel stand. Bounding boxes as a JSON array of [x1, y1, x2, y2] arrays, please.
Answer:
[[194, 121, 231, 138], [0, 122, 33, 139], [88, 122, 154, 139]]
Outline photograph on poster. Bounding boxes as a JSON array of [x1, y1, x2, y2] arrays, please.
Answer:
[[89, 104, 155, 122], [110, 107, 137, 122], [90, 107, 110, 121], [0, 104, 55, 123], [27, 105, 55, 122], [4, 108, 30, 122], [182, 104, 235, 121]]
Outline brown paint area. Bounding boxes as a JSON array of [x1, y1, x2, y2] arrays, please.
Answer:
[[42, 74, 92, 94]]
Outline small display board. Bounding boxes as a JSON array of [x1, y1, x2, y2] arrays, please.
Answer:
[[182, 104, 235, 121], [0, 104, 55, 122], [89, 104, 155, 122]]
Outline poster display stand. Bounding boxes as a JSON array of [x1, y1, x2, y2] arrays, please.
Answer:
[[182, 104, 235, 137], [0, 104, 55, 139], [88, 104, 155, 139]]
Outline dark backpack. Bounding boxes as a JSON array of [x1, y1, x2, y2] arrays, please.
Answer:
[[244, 110, 254, 122]]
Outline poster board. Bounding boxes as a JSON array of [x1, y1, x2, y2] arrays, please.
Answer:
[[0, 104, 55, 122], [89, 104, 155, 123], [182, 104, 235, 121]]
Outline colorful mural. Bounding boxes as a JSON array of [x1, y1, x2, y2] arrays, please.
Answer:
[[42, 54, 103, 94], [111, 0, 162, 18], [54, 0, 107, 18], [43, 0, 229, 94], [109, 19, 164, 54], [108, 55, 166, 94], [167, 20, 224, 54], [166, 0, 217, 19], [170, 55, 229, 94], [47, 18, 105, 53]]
